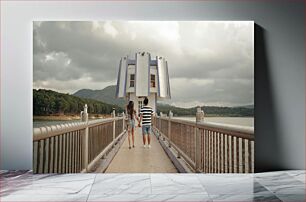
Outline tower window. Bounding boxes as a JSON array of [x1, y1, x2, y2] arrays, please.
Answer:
[[130, 74, 135, 87], [150, 74, 156, 88]]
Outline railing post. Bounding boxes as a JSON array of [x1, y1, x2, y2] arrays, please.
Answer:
[[122, 112, 125, 133], [195, 106, 204, 172], [168, 111, 173, 148], [155, 116, 159, 140], [162, 113, 166, 141], [178, 123, 181, 158], [112, 108, 116, 142], [159, 113, 162, 140], [82, 104, 89, 172]]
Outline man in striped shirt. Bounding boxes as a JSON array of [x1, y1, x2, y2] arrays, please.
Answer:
[[139, 97, 154, 148]]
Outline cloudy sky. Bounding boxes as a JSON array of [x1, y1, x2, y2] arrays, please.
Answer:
[[33, 21, 254, 108]]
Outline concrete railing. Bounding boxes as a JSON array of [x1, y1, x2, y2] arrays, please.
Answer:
[[33, 108, 125, 173], [152, 112, 254, 173]]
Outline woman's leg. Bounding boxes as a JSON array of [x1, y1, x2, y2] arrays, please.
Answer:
[[142, 127, 146, 145], [128, 126, 131, 148], [147, 126, 151, 145], [132, 127, 135, 147]]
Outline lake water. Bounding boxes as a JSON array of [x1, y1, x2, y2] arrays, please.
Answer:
[[173, 117, 254, 128]]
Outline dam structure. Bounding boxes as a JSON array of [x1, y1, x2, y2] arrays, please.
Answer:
[[116, 52, 171, 114]]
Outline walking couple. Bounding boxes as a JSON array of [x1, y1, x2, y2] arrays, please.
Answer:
[[126, 97, 154, 149]]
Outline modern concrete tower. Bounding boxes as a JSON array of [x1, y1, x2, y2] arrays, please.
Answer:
[[116, 52, 171, 114]]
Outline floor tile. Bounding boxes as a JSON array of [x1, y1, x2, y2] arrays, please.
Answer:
[[210, 194, 281, 202], [88, 194, 211, 201], [1, 174, 55, 196], [0, 170, 32, 178], [90, 174, 151, 195], [0, 194, 88, 201], [256, 173, 305, 195], [275, 194, 306, 202], [150, 174, 207, 195], [255, 171, 295, 180], [197, 174, 266, 195], [286, 170, 306, 183], [1, 174, 96, 196]]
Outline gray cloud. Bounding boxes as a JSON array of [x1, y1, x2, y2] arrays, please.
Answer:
[[33, 21, 254, 107]]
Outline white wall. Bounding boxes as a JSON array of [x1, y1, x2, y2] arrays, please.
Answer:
[[135, 52, 150, 96], [126, 65, 158, 94]]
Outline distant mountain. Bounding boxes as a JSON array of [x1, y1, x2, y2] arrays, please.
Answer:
[[74, 85, 126, 107], [73, 85, 254, 117]]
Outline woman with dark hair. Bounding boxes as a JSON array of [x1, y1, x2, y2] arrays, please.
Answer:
[[126, 101, 139, 149]]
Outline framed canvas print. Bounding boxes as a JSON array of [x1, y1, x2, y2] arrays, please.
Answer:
[[33, 21, 254, 173]]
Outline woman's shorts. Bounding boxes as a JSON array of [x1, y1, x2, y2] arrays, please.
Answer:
[[127, 119, 135, 129]]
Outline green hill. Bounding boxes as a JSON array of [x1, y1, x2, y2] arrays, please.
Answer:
[[33, 89, 123, 115], [74, 85, 126, 107]]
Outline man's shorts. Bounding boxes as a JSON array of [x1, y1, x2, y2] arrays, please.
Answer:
[[142, 125, 151, 135]]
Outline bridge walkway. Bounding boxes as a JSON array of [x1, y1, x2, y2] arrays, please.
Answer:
[[104, 127, 177, 173]]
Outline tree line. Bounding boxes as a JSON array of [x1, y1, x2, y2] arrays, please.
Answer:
[[33, 89, 123, 115], [157, 104, 254, 117]]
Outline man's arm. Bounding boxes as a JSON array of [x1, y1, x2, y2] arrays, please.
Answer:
[[139, 110, 142, 127]]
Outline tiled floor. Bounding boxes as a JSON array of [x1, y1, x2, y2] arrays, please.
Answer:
[[0, 170, 305, 201]]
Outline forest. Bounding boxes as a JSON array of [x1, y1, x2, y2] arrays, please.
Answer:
[[33, 89, 123, 115]]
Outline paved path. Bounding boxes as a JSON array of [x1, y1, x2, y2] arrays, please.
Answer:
[[105, 127, 177, 173]]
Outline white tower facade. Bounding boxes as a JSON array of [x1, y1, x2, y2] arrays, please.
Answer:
[[116, 52, 171, 114]]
